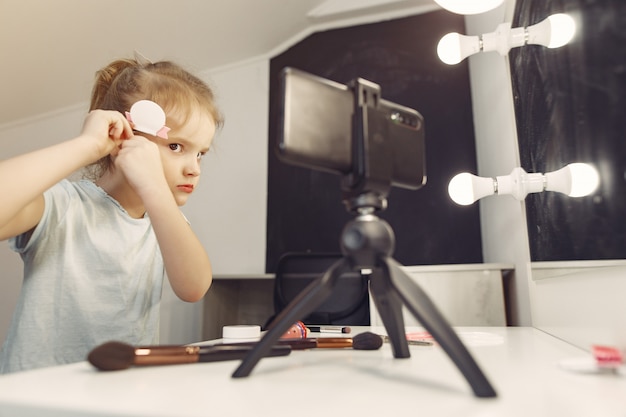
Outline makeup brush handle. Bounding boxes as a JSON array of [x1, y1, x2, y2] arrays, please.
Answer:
[[315, 338, 353, 348], [198, 345, 292, 362], [211, 340, 318, 350], [133, 346, 200, 366], [133, 345, 291, 366]]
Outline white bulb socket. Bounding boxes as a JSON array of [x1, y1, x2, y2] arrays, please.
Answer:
[[495, 167, 541, 201]]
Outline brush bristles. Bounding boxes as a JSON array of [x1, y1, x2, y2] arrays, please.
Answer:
[[352, 332, 383, 350], [88, 341, 135, 371]]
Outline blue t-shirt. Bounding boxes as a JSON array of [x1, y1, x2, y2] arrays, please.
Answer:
[[0, 180, 164, 374]]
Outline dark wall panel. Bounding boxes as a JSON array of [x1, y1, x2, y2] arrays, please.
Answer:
[[265, 11, 483, 272]]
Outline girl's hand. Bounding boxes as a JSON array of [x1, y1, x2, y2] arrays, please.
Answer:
[[113, 135, 167, 196], [81, 109, 134, 159]]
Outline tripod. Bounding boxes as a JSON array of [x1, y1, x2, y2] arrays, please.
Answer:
[[232, 192, 496, 398], [232, 72, 496, 397]]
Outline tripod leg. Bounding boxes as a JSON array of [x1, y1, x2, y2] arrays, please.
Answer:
[[368, 268, 410, 358], [382, 257, 497, 398], [232, 258, 350, 378]]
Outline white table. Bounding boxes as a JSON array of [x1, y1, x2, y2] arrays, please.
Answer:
[[0, 327, 624, 417]]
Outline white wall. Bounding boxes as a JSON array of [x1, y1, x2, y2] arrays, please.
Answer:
[[530, 261, 626, 349], [192, 58, 270, 275]]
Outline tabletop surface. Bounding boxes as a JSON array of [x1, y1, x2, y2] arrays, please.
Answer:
[[0, 326, 624, 417]]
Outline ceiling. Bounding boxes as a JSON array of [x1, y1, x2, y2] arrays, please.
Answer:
[[0, 0, 438, 127]]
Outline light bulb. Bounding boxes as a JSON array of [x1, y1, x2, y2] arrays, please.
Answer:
[[437, 33, 481, 65], [437, 13, 576, 65], [448, 172, 495, 205], [544, 163, 599, 197], [527, 13, 576, 48], [434, 0, 504, 15], [448, 163, 599, 205]]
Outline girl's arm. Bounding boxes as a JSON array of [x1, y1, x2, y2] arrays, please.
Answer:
[[0, 110, 132, 241], [142, 185, 212, 302]]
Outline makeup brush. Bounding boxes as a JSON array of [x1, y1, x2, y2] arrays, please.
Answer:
[[299, 331, 382, 350], [220, 331, 383, 351], [87, 342, 291, 371]]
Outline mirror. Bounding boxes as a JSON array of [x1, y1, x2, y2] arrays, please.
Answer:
[[509, 0, 626, 261]]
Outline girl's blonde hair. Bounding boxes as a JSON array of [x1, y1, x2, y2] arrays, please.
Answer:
[[85, 58, 224, 179]]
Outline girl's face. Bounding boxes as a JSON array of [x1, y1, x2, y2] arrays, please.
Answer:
[[151, 109, 216, 206]]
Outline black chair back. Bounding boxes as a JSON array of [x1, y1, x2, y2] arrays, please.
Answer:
[[265, 252, 371, 328]]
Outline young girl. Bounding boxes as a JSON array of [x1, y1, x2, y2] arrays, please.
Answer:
[[0, 57, 223, 373]]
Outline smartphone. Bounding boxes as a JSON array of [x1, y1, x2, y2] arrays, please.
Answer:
[[277, 67, 426, 190]]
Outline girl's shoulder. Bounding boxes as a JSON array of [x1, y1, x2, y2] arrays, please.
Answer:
[[45, 179, 114, 216], [55, 179, 107, 202]]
